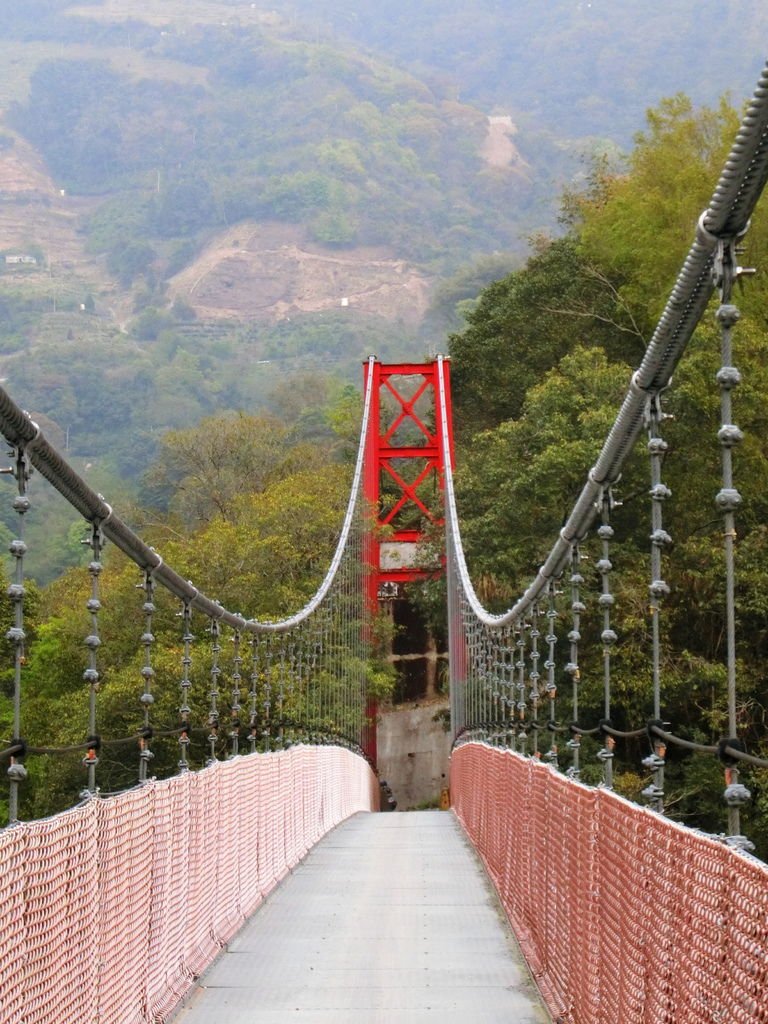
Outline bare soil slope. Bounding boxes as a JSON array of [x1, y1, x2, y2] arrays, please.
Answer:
[[0, 133, 107, 291], [480, 116, 530, 176], [168, 223, 434, 325], [0, 135, 434, 330]]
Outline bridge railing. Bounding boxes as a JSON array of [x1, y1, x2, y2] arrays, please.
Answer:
[[452, 742, 768, 1024], [0, 746, 378, 1024]]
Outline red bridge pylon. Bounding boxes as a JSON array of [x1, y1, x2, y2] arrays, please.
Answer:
[[361, 358, 455, 764]]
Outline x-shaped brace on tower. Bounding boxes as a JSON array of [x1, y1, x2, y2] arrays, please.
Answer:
[[363, 358, 455, 588]]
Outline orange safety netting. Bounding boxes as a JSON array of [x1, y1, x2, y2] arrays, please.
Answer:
[[451, 741, 768, 1024], [0, 745, 378, 1024]]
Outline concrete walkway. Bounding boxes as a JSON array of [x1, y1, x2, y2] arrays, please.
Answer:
[[171, 811, 551, 1024]]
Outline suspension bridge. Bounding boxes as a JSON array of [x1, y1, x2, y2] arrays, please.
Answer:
[[2, 59, 768, 1024]]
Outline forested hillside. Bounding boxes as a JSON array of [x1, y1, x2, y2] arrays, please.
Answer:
[[0, 0, 548, 575], [281, 0, 768, 141]]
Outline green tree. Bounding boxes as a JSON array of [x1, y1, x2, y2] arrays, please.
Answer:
[[153, 177, 219, 238], [456, 346, 640, 589], [449, 235, 645, 435], [165, 465, 354, 616], [142, 412, 326, 525], [108, 241, 157, 288], [568, 95, 744, 320]]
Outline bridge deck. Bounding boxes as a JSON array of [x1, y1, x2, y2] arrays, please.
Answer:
[[171, 810, 551, 1023]]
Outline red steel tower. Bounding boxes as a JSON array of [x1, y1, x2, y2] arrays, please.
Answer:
[[361, 359, 455, 764]]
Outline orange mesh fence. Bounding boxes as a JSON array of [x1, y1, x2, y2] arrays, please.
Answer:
[[21, 805, 99, 1023], [451, 741, 768, 1024], [0, 826, 27, 1024], [0, 745, 378, 1024]]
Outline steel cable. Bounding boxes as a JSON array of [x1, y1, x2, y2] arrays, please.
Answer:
[[0, 356, 376, 635]]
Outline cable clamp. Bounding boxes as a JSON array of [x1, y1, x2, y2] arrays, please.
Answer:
[[629, 370, 647, 398], [646, 718, 668, 744], [97, 496, 114, 528], [696, 211, 719, 248], [83, 734, 101, 767], [20, 417, 42, 454], [717, 736, 746, 767], [10, 737, 27, 759]]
